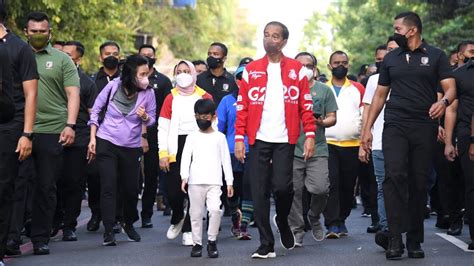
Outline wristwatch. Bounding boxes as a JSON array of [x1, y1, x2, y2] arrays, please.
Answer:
[[21, 132, 34, 141], [442, 98, 450, 107], [141, 133, 148, 139], [470, 136, 474, 144], [66, 123, 76, 131]]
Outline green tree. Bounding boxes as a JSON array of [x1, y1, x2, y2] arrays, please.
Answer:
[[301, 0, 473, 76]]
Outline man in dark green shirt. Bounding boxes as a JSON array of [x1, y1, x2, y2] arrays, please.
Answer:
[[288, 52, 338, 246], [25, 12, 80, 255]]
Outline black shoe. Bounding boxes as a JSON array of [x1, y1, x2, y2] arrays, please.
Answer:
[[141, 217, 153, 228], [207, 241, 219, 258], [62, 229, 77, 241], [103, 231, 116, 246], [407, 241, 424, 259], [5, 240, 21, 256], [367, 224, 382, 234], [113, 222, 122, 234], [273, 215, 295, 249], [435, 215, 450, 229], [33, 243, 50, 255], [468, 241, 474, 250], [123, 224, 141, 242], [375, 230, 389, 250], [87, 214, 101, 232], [447, 222, 463, 236], [163, 207, 171, 216], [251, 245, 276, 259], [191, 244, 202, 257], [385, 235, 404, 260]]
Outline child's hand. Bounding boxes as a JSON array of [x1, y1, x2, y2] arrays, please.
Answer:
[[227, 185, 234, 198], [181, 179, 188, 194]]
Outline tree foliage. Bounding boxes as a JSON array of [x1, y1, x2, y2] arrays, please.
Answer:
[[5, 0, 256, 73], [301, 0, 474, 75]]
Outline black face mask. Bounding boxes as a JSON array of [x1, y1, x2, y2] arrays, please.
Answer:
[[331, 65, 348, 79], [196, 119, 212, 131], [464, 57, 474, 64], [392, 32, 409, 50], [146, 56, 156, 69], [375, 61, 382, 73], [103, 56, 119, 69], [207, 56, 222, 69]]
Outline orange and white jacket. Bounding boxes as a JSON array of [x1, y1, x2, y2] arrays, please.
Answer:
[[158, 86, 212, 163], [325, 78, 365, 147]]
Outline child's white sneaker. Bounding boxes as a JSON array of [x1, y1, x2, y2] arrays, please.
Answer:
[[182, 232, 193, 246]]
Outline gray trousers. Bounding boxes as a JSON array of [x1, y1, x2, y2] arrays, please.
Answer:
[[288, 156, 330, 242]]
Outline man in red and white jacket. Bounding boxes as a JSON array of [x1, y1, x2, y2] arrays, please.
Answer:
[[234, 21, 316, 259]]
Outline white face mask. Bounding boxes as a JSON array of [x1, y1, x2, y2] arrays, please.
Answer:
[[303, 67, 314, 81], [175, 73, 193, 88]]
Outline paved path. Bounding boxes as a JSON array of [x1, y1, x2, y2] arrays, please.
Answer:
[[5, 202, 474, 266]]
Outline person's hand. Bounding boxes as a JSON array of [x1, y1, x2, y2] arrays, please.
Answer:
[[87, 137, 96, 163], [15, 136, 33, 161], [358, 145, 370, 163], [234, 142, 246, 163], [142, 137, 149, 153], [59, 126, 75, 146], [160, 157, 170, 172], [469, 143, 474, 161], [227, 185, 234, 198], [429, 101, 446, 120], [361, 130, 373, 154], [444, 143, 457, 162], [181, 179, 187, 194], [437, 126, 446, 143], [303, 138, 315, 161], [315, 117, 324, 127], [136, 106, 149, 121]]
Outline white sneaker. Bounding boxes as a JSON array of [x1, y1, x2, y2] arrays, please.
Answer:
[[166, 218, 185, 240], [182, 232, 193, 246]]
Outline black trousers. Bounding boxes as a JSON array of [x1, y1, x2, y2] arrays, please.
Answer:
[[458, 136, 474, 240], [58, 146, 88, 230], [433, 142, 464, 223], [0, 129, 21, 259], [96, 138, 142, 232], [87, 160, 101, 216], [359, 161, 379, 225], [165, 135, 191, 232], [323, 145, 359, 227], [7, 157, 34, 245], [30, 133, 64, 244], [248, 140, 295, 248], [382, 122, 437, 243], [141, 126, 159, 219]]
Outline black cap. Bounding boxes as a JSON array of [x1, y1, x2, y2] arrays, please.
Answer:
[[239, 57, 253, 67]]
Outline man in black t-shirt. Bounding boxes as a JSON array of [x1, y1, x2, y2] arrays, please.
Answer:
[[362, 12, 456, 260], [0, 3, 39, 261], [444, 40, 474, 250], [196, 42, 238, 106], [138, 44, 173, 226], [57, 41, 98, 241]]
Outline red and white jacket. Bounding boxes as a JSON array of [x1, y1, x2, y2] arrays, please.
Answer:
[[235, 55, 316, 145]]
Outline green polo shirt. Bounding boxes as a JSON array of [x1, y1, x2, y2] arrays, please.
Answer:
[[34, 44, 80, 134], [295, 81, 338, 158]]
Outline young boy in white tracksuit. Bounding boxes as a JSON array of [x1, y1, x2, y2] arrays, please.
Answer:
[[181, 98, 234, 258]]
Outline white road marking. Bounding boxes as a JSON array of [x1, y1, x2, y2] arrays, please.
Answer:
[[436, 233, 474, 252]]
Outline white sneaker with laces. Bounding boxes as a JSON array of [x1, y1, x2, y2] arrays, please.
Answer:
[[182, 232, 193, 246], [166, 218, 185, 240]]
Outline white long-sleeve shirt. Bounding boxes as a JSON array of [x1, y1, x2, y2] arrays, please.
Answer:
[[180, 130, 234, 186]]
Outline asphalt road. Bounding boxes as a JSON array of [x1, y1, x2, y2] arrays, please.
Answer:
[[5, 201, 474, 266]]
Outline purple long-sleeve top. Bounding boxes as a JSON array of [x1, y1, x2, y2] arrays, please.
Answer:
[[88, 78, 156, 148]]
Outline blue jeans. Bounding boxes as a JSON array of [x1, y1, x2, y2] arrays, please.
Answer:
[[372, 150, 387, 231]]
